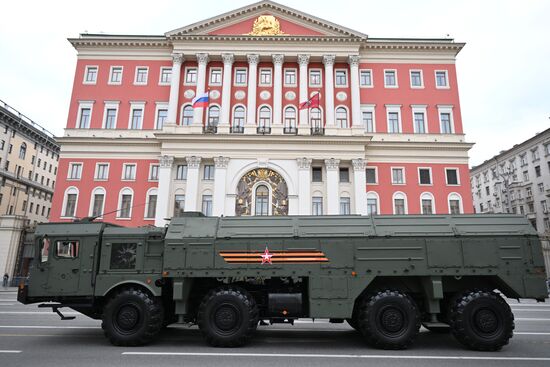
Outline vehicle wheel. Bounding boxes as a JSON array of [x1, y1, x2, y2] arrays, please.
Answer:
[[449, 290, 514, 351], [357, 290, 420, 350], [102, 287, 164, 346], [198, 286, 259, 347], [346, 318, 360, 332]]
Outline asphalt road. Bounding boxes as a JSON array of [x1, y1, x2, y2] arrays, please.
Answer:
[[1, 289, 550, 367]]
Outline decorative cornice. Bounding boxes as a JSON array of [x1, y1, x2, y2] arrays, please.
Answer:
[[322, 54, 336, 66], [186, 156, 202, 168], [247, 54, 260, 65], [324, 158, 340, 170], [214, 156, 230, 168], [296, 157, 312, 169], [159, 155, 174, 168], [297, 54, 310, 66], [222, 53, 235, 65], [272, 54, 284, 65]]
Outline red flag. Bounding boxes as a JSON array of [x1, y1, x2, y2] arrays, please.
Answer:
[[299, 92, 320, 110]]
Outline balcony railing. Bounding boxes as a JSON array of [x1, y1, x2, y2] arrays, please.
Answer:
[[203, 125, 218, 134], [230, 125, 244, 134], [311, 126, 325, 136], [257, 126, 271, 135], [283, 126, 297, 135]]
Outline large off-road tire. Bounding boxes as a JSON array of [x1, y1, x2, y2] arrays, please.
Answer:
[[449, 290, 514, 351], [197, 286, 259, 347], [346, 318, 361, 332], [357, 290, 421, 350], [102, 287, 164, 346]]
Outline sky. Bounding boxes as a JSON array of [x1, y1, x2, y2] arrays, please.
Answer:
[[0, 0, 549, 167]]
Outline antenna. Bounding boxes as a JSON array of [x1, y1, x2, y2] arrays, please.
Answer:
[[76, 201, 148, 223]]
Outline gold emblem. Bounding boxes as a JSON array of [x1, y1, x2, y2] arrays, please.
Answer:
[[246, 15, 285, 36]]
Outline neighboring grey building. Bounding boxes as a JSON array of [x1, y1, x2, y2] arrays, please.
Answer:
[[470, 127, 550, 275]]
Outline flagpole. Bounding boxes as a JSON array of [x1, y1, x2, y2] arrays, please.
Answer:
[[203, 89, 209, 129]]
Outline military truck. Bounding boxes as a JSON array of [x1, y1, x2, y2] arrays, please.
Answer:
[[18, 213, 547, 351]]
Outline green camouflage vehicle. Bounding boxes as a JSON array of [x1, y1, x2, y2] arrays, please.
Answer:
[[18, 213, 547, 351]]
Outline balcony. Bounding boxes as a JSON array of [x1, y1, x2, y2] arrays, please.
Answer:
[[525, 195, 534, 202], [203, 125, 218, 134], [257, 126, 271, 135], [283, 126, 298, 135], [311, 126, 325, 136], [230, 125, 244, 134]]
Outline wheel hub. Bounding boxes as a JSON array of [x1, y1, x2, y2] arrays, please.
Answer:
[[474, 308, 499, 334], [380, 307, 405, 333], [214, 304, 240, 332], [116, 305, 140, 331]]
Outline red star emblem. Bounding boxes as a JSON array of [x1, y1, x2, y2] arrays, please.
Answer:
[[261, 246, 273, 264]]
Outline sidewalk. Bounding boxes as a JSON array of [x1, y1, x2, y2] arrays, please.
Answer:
[[0, 287, 18, 292]]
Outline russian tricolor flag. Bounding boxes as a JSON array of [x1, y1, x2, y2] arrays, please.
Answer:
[[192, 92, 209, 108]]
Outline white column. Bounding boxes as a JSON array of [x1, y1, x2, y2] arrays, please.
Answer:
[[297, 158, 312, 215], [246, 54, 259, 126], [184, 156, 201, 211], [155, 155, 174, 226], [272, 54, 284, 125], [323, 55, 336, 126], [298, 54, 310, 127], [348, 55, 361, 128], [167, 54, 184, 125], [352, 158, 367, 215], [213, 156, 230, 216], [193, 53, 209, 125], [325, 158, 340, 214], [220, 54, 234, 127]]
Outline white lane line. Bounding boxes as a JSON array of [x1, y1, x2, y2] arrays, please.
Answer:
[[0, 325, 98, 329], [515, 332, 550, 335], [121, 352, 550, 361], [0, 311, 79, 315], [0, 350, 22, 354], [513, 309, 550, 312], [509, 304, 550, 307], [515, 318, 550, 321]]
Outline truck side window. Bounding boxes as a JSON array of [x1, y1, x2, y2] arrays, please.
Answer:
[[110, 243, 137, 269], [55, 241, 79, 259], [40, 237, 51, 263]]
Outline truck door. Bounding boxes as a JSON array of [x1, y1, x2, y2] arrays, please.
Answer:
[[46, 238, 82, 295]]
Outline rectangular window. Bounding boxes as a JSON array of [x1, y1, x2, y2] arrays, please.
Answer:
[[105, 108, 117, 129], [110, 243, 137, 269], [360, 70, 372, 87], [435, 70, 449, 88], [535, 165, 541, 177], [68, 163, 82, 180], [92, 193, 104, 217], [339, 167, 350, 183], [202, 195, 213, 216], [410, 70, 423, 87], [84, 66, 97, 84], [119, 194, 132, 218], [176, 165, 187, 180], [149, 165, 159, 180], [146, 194, 157, 218], [135, 67, 148, 84], [160, 67, 172, 84], [156, 108, 168, 130], [523, 170, 529, 181], [340, 197, 351, 215], [122, 164, 136, 180], [335, 70, 347, 86], [64, 194, 77, 217], [392, 168, 405, 184], [413, 112, 425, 133], [259, 69, 272, 85], [440, 112, 452, 134], [95, 163, 109, 180], [362, 111, 374, 132], [312, 197, 323, 215], [446, 168, 459, 185], [419, 168, 432, 185], [109, 66, 122, 84], [542, 200, 548, 213], [367, 198, 378, 215], [384, 70, 397, 87], [388, 112, 400, 133], [174, 195, 185, 216], [56, 241, 79, 259], [234, 68, 247, 85], [312, 167, 322, 182], [532, 148, 540, 161], [422, 199, 433, 214], [209, 68, 222, 85], [79, 108, 91, 128], [394, 199, 405, 215], [366, 167, 377, 184], [130, 108, 143, 129], [539, 183, 545, 193], [203, 164, 214, 180], [185, 68, 197, 84], [284, 69, 296, 86], [449, 200, 461, 214], [309, 70, 321, 86]]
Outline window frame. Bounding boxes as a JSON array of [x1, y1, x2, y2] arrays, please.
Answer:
[[102, 101, 119, 129], [411, 105, 428, 134], [94, 162, 110, 181], [409, 69, 424, 89], [159, 67, 172, 85], [180, 104, 194, 126], [445, 167, 460, 186], [61, 187, 79, 219], [108, 66, 123, 85], [385, 105, 402, 133], [420, 192, 436, 214], [391, 167, 406, 185], [334, 68, 348, 87], [134, 66, 149, 86], [184, 67, 198, 85], [418, 167, 433, 186], [121, 163, 137, 181], [67, 162, 83, 181], [128, 102, 145, 130], [203, 164, 215, 181], [233, 68, 248, 86], [209, 67, 223, 86], [359, 69, 373, 88], [144, 188, 158, 219], [384, 69, 398, 88], [360, 104, 376, 133], [435, 70, 450, 89], [309, 68, 322, 87], [83, 65, 98, 85], [116, 188, 134, 220], [366, 167, 378, 185], [392, 191, 408, 215], [89, 187, 106, 218], [335, 106, 349, 128], [76, 101, 94, 129], [437, 105, 455, 134], [284, 68, 297, 87], [258, 68, 273, 87], [447, 193, 463, 214], [154, 102, 169, 130], [149, 164, 159, 181]]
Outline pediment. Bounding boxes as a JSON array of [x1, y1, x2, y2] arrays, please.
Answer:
[[166, 0, 366, 39]]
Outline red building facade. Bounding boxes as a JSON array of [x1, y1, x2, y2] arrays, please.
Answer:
[[52, 1, 473, 226]]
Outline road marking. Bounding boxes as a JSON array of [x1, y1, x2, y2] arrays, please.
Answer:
[[515, 318, 550, 321], [121, 352, 550, 361], [0, 311, 79, 315], [0, 350, 21, 354], [515, 332, 550, 335], [0, 325, 98, 329], [513, 309, 550, 312], [510, 304, 550, 307]]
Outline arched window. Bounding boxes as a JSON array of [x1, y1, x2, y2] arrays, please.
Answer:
[[421, 192, 435, 215], [145, 188, 158, 219], [62, 187, 79, 218], [336, 107, 348, 128], [284, 106, 296, 133], [117, 188, 134, 219], [89, 187, 106, 217], [392, 192, 407, 215], [255, 185, 269, 216], [233, 106, 245, 129], [19, 143, 27, 159], [259, 106, 271, 127], [208, 106, 220, 126], [367, 191, 379, 215], [448, 193, 463, 214], [310, 108, 322, 128], [181, 105, 193, 126]]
